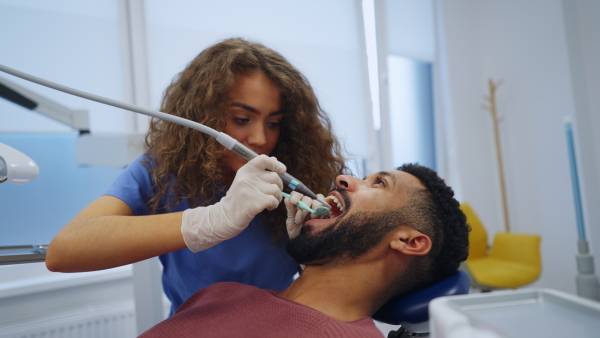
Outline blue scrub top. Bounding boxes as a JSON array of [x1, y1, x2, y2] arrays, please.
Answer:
[[105, 156, 299, 315]]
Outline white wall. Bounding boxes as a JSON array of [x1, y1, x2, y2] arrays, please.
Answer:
[[385, 0, 435, 62], [144, 0, 372, 175], [435, 0, 600, 294], [0, 0, 132, 133]]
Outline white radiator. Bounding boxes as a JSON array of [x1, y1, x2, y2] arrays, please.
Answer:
[[0, 301, 136, 338]]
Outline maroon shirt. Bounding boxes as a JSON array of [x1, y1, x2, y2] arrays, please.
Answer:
[[140, 282, 383, 337]]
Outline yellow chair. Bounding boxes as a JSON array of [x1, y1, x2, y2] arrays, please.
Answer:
[[460, 202, 542, 291]]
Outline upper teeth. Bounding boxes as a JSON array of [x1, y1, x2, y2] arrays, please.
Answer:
[[325, 195, 344, 212]]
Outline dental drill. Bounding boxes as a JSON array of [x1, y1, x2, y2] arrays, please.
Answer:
[[0, 63, 330, 209]]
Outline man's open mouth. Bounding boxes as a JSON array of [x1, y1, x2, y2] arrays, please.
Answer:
[[316, 194, 344, 219]]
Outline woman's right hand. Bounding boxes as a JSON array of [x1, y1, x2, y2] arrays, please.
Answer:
[[181, 155, 286, 252]]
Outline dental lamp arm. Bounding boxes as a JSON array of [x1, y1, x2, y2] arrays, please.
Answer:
[[0, 75, 89, 133]]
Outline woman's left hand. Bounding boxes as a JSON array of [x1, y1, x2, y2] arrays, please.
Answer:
[[284, 192, 325, 239]]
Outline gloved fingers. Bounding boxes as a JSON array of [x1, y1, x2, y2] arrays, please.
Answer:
[[310, 193, 327, 219], [220, 165, 283, 229], [245, 154, 287, 175], [296, 195, 313, 223], [243, 166, 284, 191], [283, 191, 307, 239], [261, 171, 285, 191], [300, 195, 313, 208], [289, 191, 304, 205], [232, 156, 284, 199], [294, 208, 309, 225], [283, 198, 302, 239], [252, 179, 283, 203], [286, 219, 302, 239], [287, 223, 301, 239], [288, 191, 309, 225], [284, 197, 297, 217], [266, 155, 287, 175], [232, 182, 281, 212], [263, 194, 281, 211], [284, 198, 302, 239], [310, 193, 326, 208]]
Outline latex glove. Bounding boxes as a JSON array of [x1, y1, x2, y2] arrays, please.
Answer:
[[284, 191, 326, 239], [182, 155, 286, 252]]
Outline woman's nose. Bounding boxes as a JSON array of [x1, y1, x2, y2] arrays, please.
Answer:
[[336, 175, 357, 191], [247, 124, 267, 147]]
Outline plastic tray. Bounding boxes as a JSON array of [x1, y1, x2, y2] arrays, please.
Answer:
[[430, 288, 600, 338]]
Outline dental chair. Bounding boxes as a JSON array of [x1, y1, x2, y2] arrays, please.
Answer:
[[373, 270, 470, 338]]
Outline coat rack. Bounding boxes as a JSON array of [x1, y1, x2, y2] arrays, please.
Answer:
[[482, 79, 510, 233]]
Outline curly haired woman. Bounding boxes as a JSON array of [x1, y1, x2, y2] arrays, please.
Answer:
[[46, 38, 347, 315]]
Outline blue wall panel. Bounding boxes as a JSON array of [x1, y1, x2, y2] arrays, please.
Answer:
[[0, 134, 124, 246]]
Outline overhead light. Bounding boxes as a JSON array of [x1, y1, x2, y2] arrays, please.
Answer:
[[0, 142, 39, 185]]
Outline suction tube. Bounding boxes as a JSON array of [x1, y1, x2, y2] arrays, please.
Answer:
[[0, 63, 330, 208], [564, 116, 600, 301]]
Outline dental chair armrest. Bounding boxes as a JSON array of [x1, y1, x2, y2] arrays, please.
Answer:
[[372, 270, 471, 325]]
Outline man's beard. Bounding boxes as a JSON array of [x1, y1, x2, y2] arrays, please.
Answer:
[[286, 207, 402, 264]]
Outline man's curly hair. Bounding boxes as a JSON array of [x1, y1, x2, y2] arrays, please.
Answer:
[[396, 163, 470, 290]]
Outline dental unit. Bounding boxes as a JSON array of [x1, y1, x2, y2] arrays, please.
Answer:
[[0, 63, 330, 208]]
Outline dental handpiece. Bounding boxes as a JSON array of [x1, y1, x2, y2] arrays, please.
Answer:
[[0, 63, 330, 208]]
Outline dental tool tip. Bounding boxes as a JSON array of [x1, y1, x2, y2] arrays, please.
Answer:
[[316, 197, 331, 209]]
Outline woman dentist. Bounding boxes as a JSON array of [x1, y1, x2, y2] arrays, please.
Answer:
[[46, 38, 347, 316]]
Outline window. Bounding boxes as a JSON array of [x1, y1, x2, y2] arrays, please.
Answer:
[[388, 55, 436, 170]]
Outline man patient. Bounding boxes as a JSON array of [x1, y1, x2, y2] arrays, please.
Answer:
[[140, 163, 470, 337]]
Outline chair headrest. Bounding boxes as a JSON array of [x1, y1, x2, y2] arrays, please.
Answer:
[[372, 269, 471, 325]]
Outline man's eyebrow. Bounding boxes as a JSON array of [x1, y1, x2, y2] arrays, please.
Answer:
[[229, 102, 283, 116]]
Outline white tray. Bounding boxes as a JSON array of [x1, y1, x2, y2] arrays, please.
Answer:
[[430, 288, 600, 338]]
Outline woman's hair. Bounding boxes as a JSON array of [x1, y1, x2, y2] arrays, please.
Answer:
[[144, 37, 347, 239]]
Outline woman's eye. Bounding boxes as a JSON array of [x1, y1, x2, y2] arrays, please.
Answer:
[[233, 117, 250, 125], [267, 121, 282, 128], [375, 177, 386, 187]]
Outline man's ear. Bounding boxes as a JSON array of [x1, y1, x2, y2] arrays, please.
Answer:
[[389, 227, 431, 256]]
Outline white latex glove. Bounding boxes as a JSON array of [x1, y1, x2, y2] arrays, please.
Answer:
[[284, 191, 326, 239], [182, 155, 286, 252]]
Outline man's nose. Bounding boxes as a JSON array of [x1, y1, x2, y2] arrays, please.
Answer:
[[336, 175, 358, 191]]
